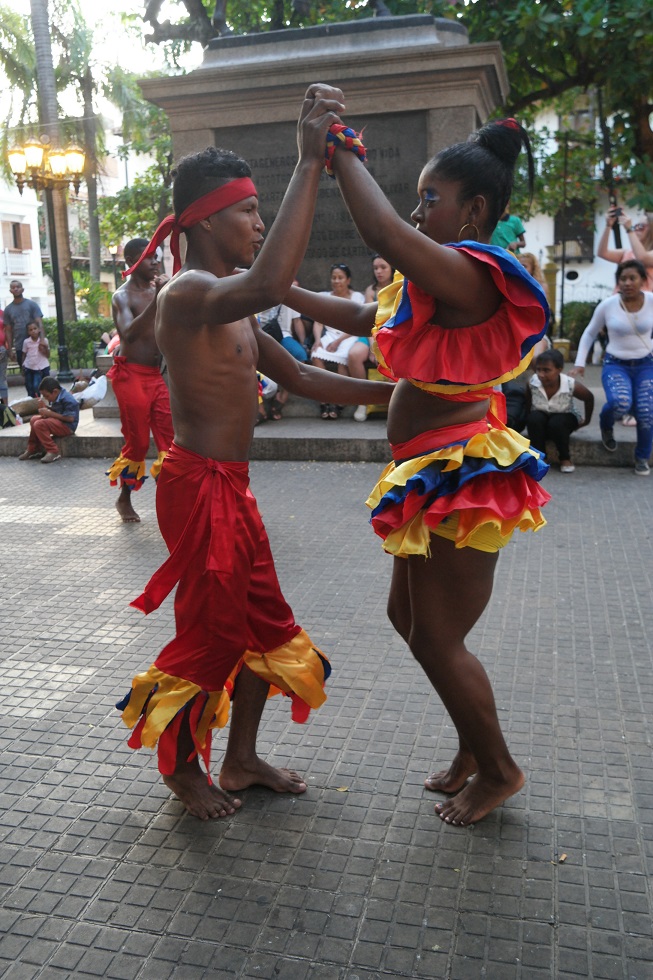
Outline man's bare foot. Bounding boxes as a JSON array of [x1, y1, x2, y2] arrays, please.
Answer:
[[434, 767, 525, 826], [163, 768, 241, 820], [219, 757, 307, 794], [116, 494, 140, 523], [424, 750, 477, 794]]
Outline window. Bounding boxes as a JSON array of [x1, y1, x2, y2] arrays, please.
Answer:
[[1, 221, 32, 251], [552, 199, 594, 262]]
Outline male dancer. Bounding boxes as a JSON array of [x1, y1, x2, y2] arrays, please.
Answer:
[[107, 239, 174, 523], [118, 85, 393, 820]]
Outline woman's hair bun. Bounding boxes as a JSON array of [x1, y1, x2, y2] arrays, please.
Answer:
[[471, 118, 526, 171]]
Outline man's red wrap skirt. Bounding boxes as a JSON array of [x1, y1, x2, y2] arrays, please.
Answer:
[[117, 442, 330, 775], [106, 357, 174, 489]]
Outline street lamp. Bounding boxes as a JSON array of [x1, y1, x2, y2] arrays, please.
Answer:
[[8, 135, 85, 383], [108, 244, 119, 289]]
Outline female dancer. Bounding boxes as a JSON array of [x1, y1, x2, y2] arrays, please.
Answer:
[[288, 110, 550, 825], [572, 259, 653, 475]]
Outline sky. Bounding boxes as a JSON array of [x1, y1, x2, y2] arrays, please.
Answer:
[[10, 0, 200, 76], [6, 0, 201, 128]]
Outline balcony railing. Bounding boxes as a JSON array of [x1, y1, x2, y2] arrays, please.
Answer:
[[1, 249, 34, 278]]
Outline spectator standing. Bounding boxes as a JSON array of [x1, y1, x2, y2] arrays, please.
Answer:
[[21, 322, 51, 396], [0, 310, 8, 405], [597, 208, 653, 291], [490, 202, 525, 253], [517, 253, 549, 303], [18, 376, 79, 463], [3, 280, 44, 370], [526, 348, 593, 473]]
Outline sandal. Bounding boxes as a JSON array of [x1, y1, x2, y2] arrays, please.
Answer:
[[255, 412, 267, 426], [328, 404, 339, 419], [320, 404, 330, 420], [267, 398, 283, 421]]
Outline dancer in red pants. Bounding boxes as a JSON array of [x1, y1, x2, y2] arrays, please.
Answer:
[[107, 238, 173, 523], [117, 85, 393, 820]]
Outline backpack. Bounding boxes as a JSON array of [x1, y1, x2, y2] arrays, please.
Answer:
[[260, 306, 283, 344], [1, 405, 18, 429]]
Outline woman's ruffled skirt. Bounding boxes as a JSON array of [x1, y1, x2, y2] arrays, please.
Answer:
[[367, 420, 550, 556]]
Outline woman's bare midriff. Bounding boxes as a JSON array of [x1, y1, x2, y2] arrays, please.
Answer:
[[387, 379, 489, 447]]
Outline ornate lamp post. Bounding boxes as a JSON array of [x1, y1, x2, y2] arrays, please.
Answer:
[[108, 244, 119, 290], [8, 136, 85, 383]]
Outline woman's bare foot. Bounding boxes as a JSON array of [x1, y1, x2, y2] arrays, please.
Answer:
[[116, 493, 140, 523], [163, 767, 241, 820], [434, 767, 525, 826], [424, 750, 477, 794], [219, 756, 307, 794]]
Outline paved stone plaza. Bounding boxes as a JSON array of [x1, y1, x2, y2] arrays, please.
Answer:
[[1, 458, 652, 979]]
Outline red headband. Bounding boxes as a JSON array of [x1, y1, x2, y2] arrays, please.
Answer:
[[122, 177, 257, 278]]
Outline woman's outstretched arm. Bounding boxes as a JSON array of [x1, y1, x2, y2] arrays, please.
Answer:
[[286, 286, 376, 336]]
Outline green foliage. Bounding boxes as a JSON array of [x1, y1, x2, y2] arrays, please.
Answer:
[[43, 316, 113, 368], [97, 166, 173, 246], [561, 301, 599, 349], [72, 270, 109, 318]]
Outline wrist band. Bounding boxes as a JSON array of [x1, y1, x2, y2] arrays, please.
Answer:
[[325, 124, 367, 178]]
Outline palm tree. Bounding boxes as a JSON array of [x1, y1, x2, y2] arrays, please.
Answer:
[[29, 0, 77, 321]]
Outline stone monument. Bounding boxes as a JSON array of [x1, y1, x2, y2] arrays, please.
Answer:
[[139, 14, 507, 291]]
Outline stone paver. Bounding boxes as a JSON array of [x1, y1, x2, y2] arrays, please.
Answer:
[[1, 457, 652, 979]]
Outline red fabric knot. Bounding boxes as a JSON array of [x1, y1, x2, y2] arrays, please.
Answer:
[[122, 177, 258, 279]]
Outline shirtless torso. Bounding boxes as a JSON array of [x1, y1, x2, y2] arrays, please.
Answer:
[[109, 247, 173, 523], [111, 253, 166, 365]]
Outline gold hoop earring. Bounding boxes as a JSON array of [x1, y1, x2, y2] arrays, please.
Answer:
[[458, 223, 479, 242]]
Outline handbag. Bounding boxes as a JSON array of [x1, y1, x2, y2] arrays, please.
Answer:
[[260, 306, 283, 344]]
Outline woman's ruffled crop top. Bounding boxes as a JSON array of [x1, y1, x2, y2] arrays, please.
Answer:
[[372, 243, 550, 399]]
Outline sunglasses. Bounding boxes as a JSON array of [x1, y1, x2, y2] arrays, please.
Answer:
[[633, 223, 647, 232]]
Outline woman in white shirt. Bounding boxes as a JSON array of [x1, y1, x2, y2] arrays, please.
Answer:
[[572, 259, 653, 475], [310, 263, 365, 419]]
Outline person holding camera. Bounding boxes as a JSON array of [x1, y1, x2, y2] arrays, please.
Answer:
[[597, 207, 653, 291]]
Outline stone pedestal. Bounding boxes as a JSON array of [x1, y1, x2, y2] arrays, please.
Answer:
[[139, 15, 507, 291]]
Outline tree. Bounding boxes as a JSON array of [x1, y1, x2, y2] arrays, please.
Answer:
[[97, 70, 174, 250], [138, 0, 653, 210], [29, 0, 77, 322], [451, 0, 653, 210]]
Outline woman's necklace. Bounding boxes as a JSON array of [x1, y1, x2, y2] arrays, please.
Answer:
[[619, 293, 650, 350], [619, 294, 644, 315]]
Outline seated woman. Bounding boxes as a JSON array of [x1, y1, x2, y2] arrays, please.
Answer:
[[310, 263, 365, 418], [350, 255, 395, 421]]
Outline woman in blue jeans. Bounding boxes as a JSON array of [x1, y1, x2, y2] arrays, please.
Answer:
[[572, 259, 653, 475]]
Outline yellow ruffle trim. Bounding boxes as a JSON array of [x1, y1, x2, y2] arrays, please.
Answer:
[[150, 450, 167, 481], [242, 629, 328, 711], [367, 426, 537, 509], [120, 629, 328, 750], [366, 428, 546, 557], [106, 455, 146, 488], [381, 504, 546, 557]]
